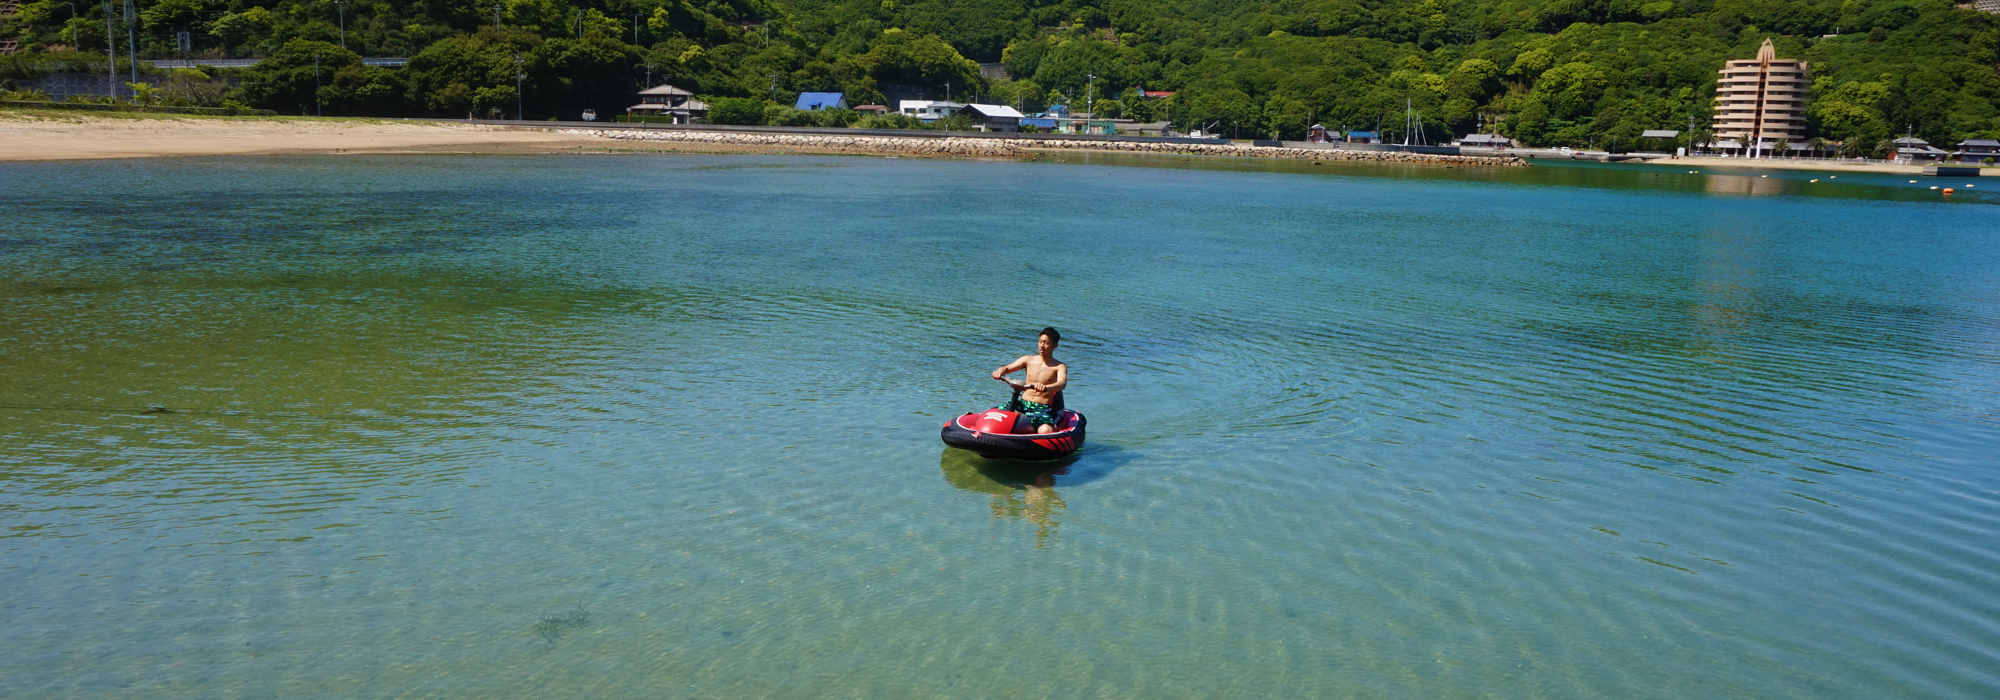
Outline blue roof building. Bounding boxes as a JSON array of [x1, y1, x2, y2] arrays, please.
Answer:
[[795, 92, 849, 111]]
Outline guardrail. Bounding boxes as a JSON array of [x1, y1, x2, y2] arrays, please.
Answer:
[[0, 100, 276, 116], [147, 58, 410, 69]]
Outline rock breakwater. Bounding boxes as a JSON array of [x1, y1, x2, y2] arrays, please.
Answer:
[[557, 128, 1529, 166]]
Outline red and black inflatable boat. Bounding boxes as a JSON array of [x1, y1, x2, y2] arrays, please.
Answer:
[[940, 398, 1087, 461]]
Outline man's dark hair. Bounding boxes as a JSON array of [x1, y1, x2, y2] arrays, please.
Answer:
[[1039, 327, 1061, 344]]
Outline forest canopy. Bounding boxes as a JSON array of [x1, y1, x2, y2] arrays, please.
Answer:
[[3, 0, 1997, 148]]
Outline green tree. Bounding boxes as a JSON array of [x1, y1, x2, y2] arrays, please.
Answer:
[[1811, 79, 1893, 149], [708, 96, 765, 124], [125, 82, 157, 107], [474, 85, 517, 119], [241, 40, 362, 115], [863, 29, 983, 98]]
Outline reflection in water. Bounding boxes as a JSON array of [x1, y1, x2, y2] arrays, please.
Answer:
[[940, 448, 1071, 548], [1694, 227, 1761, 350], [1704, 173, 1791, 197]]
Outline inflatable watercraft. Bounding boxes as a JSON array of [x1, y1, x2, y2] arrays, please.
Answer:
[[940, 385, 1086, 461]]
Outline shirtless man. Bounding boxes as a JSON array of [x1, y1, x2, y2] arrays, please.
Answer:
[[991, 327, 1069, 434]]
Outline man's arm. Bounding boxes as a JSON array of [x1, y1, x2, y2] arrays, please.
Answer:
[[1030, 364, 1068, 394], [992, 356, 1030, 381]]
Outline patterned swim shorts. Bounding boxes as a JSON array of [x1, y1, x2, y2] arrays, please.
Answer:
[[1003, 396, 1059, 427]]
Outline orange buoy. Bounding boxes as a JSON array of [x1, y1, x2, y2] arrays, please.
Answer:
[[1943, 188, 1954, 195]]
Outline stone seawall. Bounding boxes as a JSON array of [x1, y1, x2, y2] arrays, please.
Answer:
[[557, 128, 1530, 166]]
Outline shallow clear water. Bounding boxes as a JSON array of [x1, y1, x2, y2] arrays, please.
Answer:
[[3, 153, 1998, 698]]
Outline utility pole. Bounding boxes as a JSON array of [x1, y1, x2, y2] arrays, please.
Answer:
[[1086, 73, 1094, 120], [644, 63, 652, 89], [313, 53, 321, 116], [769, 72, 777, 101], [515, 53, 524, 120], [575, 10, 582, 40], [65, 3, 76, 47], [493, 4, 501, 30], [123, 0, 135, 86], [633, 14, 641, 45], [103, 0, 116, 99], [336, 1, 345, 50]]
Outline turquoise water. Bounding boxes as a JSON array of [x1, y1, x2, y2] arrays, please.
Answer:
[[3, 154, 1997, 698]]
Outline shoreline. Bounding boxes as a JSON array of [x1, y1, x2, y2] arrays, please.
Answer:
[[15, 110, 1990, 176], [562, 127, 1530, 166], [0, 111, 1526, 166], [1628, 155, 1989, 175]]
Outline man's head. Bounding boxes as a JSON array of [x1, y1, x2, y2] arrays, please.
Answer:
[[1038, 327, 1060, 355]]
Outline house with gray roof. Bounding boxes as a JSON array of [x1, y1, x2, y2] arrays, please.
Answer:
[[959, 103, 1025, 132], [1455, 133, 1513, 148], [1891, 136, 1950, 163], [628, 85, 708, 124], [1953, 138, 2000, 161]]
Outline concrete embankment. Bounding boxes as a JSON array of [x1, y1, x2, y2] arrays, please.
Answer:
[[559, 128, 1530, 166]]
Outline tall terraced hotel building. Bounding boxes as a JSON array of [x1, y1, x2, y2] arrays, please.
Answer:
[[1713, 39, 1810, 151]]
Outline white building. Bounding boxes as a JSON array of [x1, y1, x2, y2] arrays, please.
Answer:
[[898, 100, 966, 120]]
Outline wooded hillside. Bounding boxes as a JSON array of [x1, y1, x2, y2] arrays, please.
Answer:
[[3, 0, 1995, 149]]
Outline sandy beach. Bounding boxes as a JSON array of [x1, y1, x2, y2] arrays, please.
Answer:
[[0, 110, 1526, 166], [14, 110, 1995, 175], [0, 111, 625, 160]]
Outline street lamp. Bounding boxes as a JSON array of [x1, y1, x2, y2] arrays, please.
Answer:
[[64, 3, 76, 46], [103, 0, 115, 99], [1086, 73, 1095, 123], [123, 0, 135, 85], [335, 1, 345, 50]]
